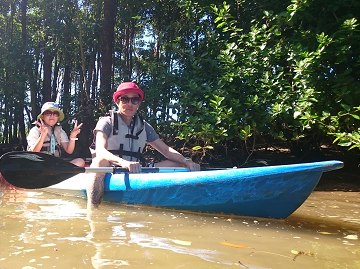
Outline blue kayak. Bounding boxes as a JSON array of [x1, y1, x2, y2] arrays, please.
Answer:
[[47, 160, 343, 219]]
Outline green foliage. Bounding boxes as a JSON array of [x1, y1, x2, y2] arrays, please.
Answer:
[[205, 0, 360, 153], [1, 0, 360, 157]]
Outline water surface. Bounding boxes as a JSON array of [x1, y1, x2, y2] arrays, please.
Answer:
[[0, 185, 359, 268]]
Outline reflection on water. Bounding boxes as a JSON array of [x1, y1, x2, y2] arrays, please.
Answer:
[[0, 185, 359, 269]]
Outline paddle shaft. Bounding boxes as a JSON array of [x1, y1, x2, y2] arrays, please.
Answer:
[[0, 151, 190, 189], [82, 167, 189, 173]]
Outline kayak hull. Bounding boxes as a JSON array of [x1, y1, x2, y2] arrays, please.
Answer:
[[47, 160, 343, 219]]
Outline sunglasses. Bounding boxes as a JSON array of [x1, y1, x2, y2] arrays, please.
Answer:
[[43, 110, 60, 117], [118, 96, 141, 105]]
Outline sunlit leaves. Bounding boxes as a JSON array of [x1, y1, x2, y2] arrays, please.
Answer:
[[192, 145, 213, 151], [210, 0, 360, 154], [332, 130, 360, 149]]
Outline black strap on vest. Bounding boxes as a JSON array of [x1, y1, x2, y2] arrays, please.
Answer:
[[125, 115, 144, 139], [110, 112, 145, 165], [109, 148, 146, 165], [112, 111, 118, 135], [112, 112, 144, 138]]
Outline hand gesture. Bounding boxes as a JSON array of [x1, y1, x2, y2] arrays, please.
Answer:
[[34, 119, 49, 136], [70, 120, 83, 139]]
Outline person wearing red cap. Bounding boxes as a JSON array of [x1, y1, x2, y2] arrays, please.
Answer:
[[87, 82, 200, 210]]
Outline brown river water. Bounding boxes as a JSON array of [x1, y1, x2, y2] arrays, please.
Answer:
[[0, 185, 359, 269]]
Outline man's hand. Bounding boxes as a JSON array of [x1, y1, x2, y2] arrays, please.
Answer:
[[185, 160, 200, 171], [118, 159, 141, 173]]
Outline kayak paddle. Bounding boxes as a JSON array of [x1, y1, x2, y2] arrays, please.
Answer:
[[0, 151, 187, 189]]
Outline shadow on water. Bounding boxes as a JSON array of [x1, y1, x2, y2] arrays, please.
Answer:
[[315, 170, 360, 192], [85, 211, 227, 267]]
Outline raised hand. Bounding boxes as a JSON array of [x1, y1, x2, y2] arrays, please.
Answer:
[[34, 119, 49, 136], [70, 120, 83, 139]]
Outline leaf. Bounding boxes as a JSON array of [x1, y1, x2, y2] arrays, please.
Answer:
[[113, 211, 126, 215], [294, 111, 302, 119], [291, 250, 315, 261], [317, 231, 334, 235], [341, 103, 351, 112], [337, 140, 352, 147], [172, 239, 192, 246], [217, 22, 226, 29], [220, 241, 254, 249]]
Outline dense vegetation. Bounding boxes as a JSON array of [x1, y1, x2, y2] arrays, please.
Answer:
[[0, 0, 359, 163]]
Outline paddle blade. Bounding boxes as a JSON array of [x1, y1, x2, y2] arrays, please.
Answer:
[[0, 152, 85, 189]]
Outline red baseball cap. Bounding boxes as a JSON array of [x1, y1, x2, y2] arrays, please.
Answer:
[[113, 82, 144, 103]]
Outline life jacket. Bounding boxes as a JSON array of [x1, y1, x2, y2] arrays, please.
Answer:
[[39, 125, 63, 157], [91, 110, 147, 164]]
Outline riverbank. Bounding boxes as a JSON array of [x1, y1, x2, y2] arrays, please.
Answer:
[[244, 145, 359, 192], [243, 145, 360, 192], [169, 143, 360, 192], [316, 169, 360, 191]]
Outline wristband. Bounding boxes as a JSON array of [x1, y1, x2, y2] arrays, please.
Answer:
[[70, 137, 78, 141]]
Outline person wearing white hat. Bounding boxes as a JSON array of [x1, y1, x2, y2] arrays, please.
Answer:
[[26, 102, 85, 167]]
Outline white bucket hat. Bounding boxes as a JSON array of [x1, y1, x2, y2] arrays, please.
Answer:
[[37, 102, 65, 121]]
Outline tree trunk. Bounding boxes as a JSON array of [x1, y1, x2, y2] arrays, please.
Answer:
[[43, 35, 53, 102], [100, 0, 117, 110], [52, 55, 59, 102], [19, 0, 28, 149]]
